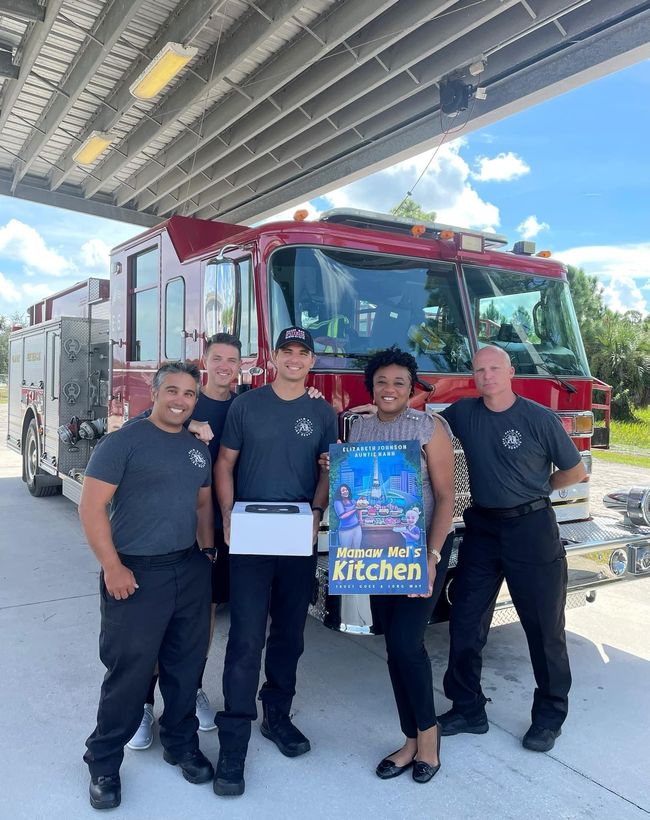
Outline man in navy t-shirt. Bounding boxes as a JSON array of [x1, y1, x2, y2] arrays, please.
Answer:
[[213, 327, 337, 797], [439, 346, 587, 753], [80, 362, 215, 810]]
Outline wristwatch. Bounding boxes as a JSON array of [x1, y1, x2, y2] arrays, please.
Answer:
[[312, 505, 325, 521], [427, 548, 442, 564]]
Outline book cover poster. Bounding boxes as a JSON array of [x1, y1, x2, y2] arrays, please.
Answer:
[[328, 440, 427, 595]]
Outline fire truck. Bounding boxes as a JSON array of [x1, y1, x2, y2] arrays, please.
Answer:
[[7, 208, 650, 632]]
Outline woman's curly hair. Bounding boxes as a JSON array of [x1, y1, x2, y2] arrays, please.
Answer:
[[363, 346, 418, 397]]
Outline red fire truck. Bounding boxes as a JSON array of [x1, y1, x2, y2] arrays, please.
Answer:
[[7, 208, 650, 631]]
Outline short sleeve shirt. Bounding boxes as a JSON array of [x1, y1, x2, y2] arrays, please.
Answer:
[[441, 396, 581, 508], [85, 419, 211, 555], [221, 385, 338, 502]]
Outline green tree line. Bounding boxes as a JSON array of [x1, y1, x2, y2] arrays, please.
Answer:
[[567, 265, 650, 420]]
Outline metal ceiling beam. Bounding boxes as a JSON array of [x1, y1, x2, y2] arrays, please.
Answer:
[[131, 0, 462, 214], [110, 0, 402, 208], [0, 50, 19, 79], [48, 0, 228, 191], [0, 0, 64, 136], [0, 170, 159, 226], [82, 0, 314, 200], [187, 0, 618, 217], [0, 0, 44, 23], [11, 0, 149, 187], [215, 4, 650, 225], [159, 0, 520, 217]]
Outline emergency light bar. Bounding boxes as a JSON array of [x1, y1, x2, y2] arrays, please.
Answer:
[[320, 208, 508, 249]]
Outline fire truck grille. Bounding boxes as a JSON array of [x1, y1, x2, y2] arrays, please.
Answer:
[[453, 438, 472, 522]]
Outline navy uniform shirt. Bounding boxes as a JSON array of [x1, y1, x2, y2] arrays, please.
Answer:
[[442, 396, 581, 509], [85, 419, 211, 555]]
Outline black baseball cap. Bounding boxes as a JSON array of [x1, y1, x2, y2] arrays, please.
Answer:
[[275, 326, 315, 353]]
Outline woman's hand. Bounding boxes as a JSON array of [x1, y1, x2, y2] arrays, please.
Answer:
[[407, 555, 437, 598], [307, 386, 323, 399]]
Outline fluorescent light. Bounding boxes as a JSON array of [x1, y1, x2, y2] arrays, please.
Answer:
[[72, 131, 115, 166], [129, 42, 198, 100]]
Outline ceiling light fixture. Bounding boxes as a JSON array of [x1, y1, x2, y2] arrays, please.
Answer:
[[72, 131, 115, 166], [129, 42, 198, 100]]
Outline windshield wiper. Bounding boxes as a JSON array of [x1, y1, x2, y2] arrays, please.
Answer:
[[532, 358, 577, 394]]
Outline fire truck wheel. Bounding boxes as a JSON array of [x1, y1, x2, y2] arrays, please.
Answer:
[[24, 419, 59, 498]]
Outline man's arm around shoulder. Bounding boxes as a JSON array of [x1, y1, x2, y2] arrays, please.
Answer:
[[79, 477, 138, 600]]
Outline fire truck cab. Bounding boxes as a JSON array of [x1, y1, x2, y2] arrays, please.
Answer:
[[7, 208, 650, 631]]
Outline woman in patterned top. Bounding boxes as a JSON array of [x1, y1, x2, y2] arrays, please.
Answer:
[[347, 347, 454, 785]]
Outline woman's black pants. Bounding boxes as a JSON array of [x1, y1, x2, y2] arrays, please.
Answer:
[[371, 533, 453, 739]]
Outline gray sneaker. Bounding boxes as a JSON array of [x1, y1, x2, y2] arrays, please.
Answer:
[[127, 704, 154, 750], [196, 689, 216, 732]]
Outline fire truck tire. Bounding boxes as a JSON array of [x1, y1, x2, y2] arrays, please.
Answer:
[[24, 419, 59, 498]]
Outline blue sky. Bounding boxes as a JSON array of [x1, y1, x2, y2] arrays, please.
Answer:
[[1, 59, 649, 318]]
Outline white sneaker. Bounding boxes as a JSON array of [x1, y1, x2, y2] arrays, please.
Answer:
[[127, 704, 154, 750], [196, 688, 216, 732]]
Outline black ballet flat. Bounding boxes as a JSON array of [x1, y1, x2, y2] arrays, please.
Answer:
[[412, 759, 441, 783], [375, 751, 415, 780], [413, 723, 441, 783]]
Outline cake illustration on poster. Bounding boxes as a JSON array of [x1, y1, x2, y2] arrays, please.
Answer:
[[328, 440, 427, 595]]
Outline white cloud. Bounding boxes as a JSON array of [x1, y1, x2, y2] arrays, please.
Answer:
[[472, 152, 530, 182], [517, 215, 550, 241], [22, 282, 56, 300], [322, 141, 500, 231], [555, 243, 650, 315], [79, 238, 111, 271], [0, 271, 21, 303], [0, 219, 72, 277]]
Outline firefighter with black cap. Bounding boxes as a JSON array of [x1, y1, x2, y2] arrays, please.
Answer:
[[213, 326, 337, 797]]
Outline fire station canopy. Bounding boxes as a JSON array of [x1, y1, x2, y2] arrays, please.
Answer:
[[0, 0, 649, 228]]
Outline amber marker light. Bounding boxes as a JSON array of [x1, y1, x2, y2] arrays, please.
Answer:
[[411, 224, 426, 237], [537, 250, 552, 257], [439, 230, 455, 240], [293, 209, 309, 221]]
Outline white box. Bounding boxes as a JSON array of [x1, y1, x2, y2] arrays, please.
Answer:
[[230, 501, 314, 556]]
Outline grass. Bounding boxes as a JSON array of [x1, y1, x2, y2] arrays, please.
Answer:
[[593, 450, 650, 469], [592, 405, 650, 468], [0, 385, 7, 404], [609, 406, 650, 451]]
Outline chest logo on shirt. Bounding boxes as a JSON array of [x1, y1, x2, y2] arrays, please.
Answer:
[[502, 429, 522, 450], [295, 417, 314, 437], [188, 449, 207, 468]]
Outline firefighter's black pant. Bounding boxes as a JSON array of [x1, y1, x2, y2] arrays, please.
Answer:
[[84, 546, 211, 776], [216, 550, 317, 752], [443, 503, 571, 730], [371, 532, 454, 738]]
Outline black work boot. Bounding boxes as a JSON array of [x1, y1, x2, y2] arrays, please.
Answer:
[[89, 774, 121, 810], [260, 704, 311, 757], [162, 748, 214, 783], [213, 750, 246, 796], [522, 724, 561, 752], [437, 708, 489, 736]]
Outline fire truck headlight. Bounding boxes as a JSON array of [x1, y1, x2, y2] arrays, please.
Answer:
[[608, 548, 628, 576]]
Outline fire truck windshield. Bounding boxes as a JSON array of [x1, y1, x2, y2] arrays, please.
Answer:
[[463, 265, 590, 377], [269, 246, 472, 373]]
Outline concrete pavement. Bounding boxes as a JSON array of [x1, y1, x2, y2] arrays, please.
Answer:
[[1, 418, 649, 819]]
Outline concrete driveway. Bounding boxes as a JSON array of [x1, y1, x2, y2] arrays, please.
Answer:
[[1, 416, 649, 820]]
